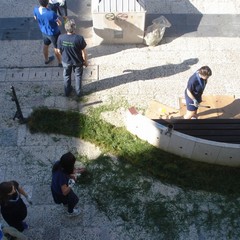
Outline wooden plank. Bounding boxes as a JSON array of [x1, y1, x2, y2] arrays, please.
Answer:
[[144, 96, 240, 144], [177, 130, 240, 136], [153, 119, 240, 128], [179, 95, 237, 119], [145, 96, 239, 120], [145, 100, 180, 119], [152, 118, 240, 144]]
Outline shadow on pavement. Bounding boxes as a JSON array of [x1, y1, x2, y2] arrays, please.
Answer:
[[85, 58, 199, 93]]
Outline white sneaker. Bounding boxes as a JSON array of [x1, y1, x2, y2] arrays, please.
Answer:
[[66, 208, 81, 217]]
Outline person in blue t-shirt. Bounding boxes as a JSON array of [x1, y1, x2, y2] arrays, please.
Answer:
[[33, 0, 62, 66], [184, 66, 212, 119], [57, 19, 88, 97], [51, 152, 85, 217]]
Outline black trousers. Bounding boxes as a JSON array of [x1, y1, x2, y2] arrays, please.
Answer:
[[51, 187, 79, 213]]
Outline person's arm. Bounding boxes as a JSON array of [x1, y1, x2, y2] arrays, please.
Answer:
[[18, 186, 28, 198], [57, 37, 62, 55], [82, 48, 88, 67], [61, 184, 72, 196], [18, 185, 32, 204], [33, 8, 37, 20], [58, 0, 66, 6], [186, 88, 199, 107], [56, 18, 62, 26], [186, 88, 195, 100]]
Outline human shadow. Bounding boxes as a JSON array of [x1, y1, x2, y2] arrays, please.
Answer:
[[84, 58, 198, 93], [198, 99, 240, 119]]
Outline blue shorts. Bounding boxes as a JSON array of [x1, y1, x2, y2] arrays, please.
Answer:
[[42, 32, 60, 48], [185, 89, 198, 111]]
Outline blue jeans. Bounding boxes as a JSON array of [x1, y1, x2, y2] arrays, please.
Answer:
[[62, 63, 83, 96]]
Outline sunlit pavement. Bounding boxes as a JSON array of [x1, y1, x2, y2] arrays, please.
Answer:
[[1, 1, 240, 239]]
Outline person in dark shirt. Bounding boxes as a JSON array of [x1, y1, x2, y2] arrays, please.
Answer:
[[0, 181, 31, 232], [48, 0, 68, 23], [51, 152, 85, 217], [57, 19, 88, 97], [184, 66, 212, 119]]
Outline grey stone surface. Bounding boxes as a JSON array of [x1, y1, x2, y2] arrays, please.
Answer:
[[1, 0, 240, 239]]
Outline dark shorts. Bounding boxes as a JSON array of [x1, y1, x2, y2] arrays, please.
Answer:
[[48, 2, 67, 17], [59, 2, 68, 17], [42, 32, 60, 48], [48, 3, 59, 14], [185, 89, 198, 111]]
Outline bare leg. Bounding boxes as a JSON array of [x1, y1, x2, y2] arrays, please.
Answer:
[[184, 110, 197, 119], [54, 48, 62, 64], [63, 16, 68, 23], [43, 45, 49, 62]]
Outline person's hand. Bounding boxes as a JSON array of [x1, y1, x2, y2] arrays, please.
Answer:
[[75, 167, 86, 178], [75, 167, 86, 174], [70, 173, 77, 181], [59, 0, 65, 6], [26, 196, 33, 205], [68, 179, 75, 188], [83, 61, 88, 67], [193, 99, 199, 107]]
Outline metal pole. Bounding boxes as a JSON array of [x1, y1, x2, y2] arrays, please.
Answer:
[[11, 86, 27, 124]]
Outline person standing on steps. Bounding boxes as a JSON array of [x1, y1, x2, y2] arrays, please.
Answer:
[[57, 19, 88, 97], [48, 0, 68, 24], [33, 0, 63, 67], [0, 181, 32, 232], [184, 66, 212, 119]]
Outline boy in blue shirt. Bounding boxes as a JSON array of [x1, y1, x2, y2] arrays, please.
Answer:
[[34, 0, 62, 66]]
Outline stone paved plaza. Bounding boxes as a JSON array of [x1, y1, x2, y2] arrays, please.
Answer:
[[1, 0, 240, 239]]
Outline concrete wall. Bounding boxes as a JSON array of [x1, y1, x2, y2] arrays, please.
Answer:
[[125, 108, 240, 167]]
